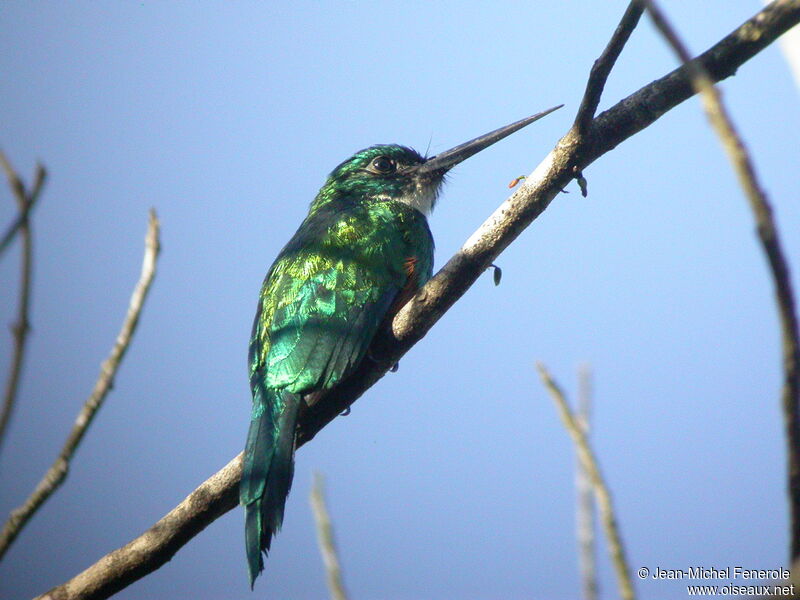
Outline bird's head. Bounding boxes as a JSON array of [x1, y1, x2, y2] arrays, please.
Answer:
[[316, 145, 438, 215], [311, 105, 562, 216]]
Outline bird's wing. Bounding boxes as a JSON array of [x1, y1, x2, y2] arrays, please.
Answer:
[[248, 200, 433, 398], [259, 256, 400, 394]]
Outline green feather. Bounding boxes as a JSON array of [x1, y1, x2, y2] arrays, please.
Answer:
[[241, 147, 434, 587]]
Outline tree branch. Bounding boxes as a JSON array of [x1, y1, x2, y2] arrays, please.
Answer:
[[537, 364, 635, 600], [0, 210, 160, 560], [0, 157, 45, 259], [576, 365, 598, 600], [572, 1, 645, 136], [35, 2, 800, 598], [0, 153, 46, 451], [310, 473, 349, 600], [300, 0, 800, 444], [643, 0, 800, 564]]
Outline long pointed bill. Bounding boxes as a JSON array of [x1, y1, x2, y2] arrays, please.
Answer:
[[418, 105, 563, 174]]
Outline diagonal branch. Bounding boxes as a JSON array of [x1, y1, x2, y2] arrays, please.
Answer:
[[573, 1, 645, 136], [537, 364, 634, 600], [0, 210, 160, 560], [300, 0, 800, 444], [643, 0, 800, 564], [34, 2, 800, 599], [0, 153, 46, 451], [310, 473, 349, 600]]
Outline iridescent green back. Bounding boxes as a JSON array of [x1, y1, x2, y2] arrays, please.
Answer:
[[249, 197, 434, 400]]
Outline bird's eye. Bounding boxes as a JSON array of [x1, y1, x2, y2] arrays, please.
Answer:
[[370, 156, 395, 174]]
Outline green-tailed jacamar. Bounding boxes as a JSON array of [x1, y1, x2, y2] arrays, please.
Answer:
[[240, 107, 560, 587]]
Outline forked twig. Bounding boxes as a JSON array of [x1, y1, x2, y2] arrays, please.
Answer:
[[0, 210, 160, 559], [573, 1, 645, 136], [0, 152, 46, 450], [537, 363, 635, 600]]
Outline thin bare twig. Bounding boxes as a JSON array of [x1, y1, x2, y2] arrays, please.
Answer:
[[0, 190, 41, 258], [537, 364, 634, 600], [0, 152, 46, 451], [310, 473, 349, 600], [576, 365, 597, 600], [643, 0, 800, 563], [573, 1, 645, 136], [0, 210, 160, 560], [33, 3, 800, 598]]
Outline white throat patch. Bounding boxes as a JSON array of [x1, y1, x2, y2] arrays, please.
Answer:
[[395, 180, 440, 216]]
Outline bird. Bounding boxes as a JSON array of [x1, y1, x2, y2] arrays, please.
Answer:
[[240, 107, 560, 587]]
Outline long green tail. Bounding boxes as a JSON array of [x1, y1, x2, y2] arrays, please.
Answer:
[[240, 385, 300, 588]]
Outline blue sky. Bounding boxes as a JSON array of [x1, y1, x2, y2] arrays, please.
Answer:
[[1, 2, 799, 599]]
